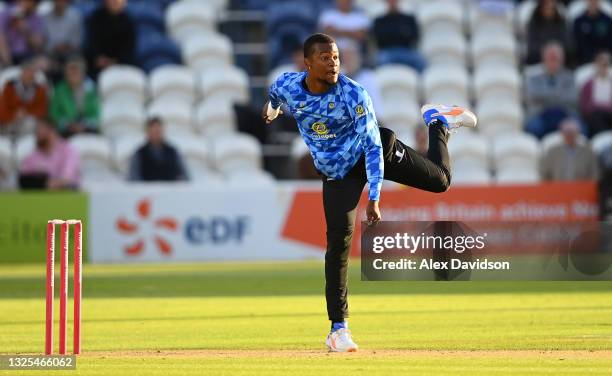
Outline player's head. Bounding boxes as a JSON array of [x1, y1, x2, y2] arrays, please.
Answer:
[[303, 33, 340, 85]]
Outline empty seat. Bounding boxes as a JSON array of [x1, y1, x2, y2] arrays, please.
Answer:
[[70, 134, 119, 183], [0, 136, 12, 181], [375, 64, 419, 102], [113, 134, 146, 174], [592, 130, 612, 155], [199, 66, 250, 104], [495, 167, 540, 184], [492, 132, 540, 172], [418, 0, 464, 35], [147, 99, 194, 135], [101, 102, 146, 138], [422, 64, 470, 106], [471, 32, 518, 70], [469, 3, 515, 37], [267, 63, 299, 86], [182, 33, 233, 70], [212, 133, 262, 174], [149, 65, 197, 104], [166, 1, 215, 42], [165, 134, 217, 181], [421, 30, 467, 67], [448, 131, 489, 171], [227, 169, 276, 187], [476, 99, 524, 136], [14, 135, 35, 165], [451, 167, 493, 185], [98, 66, 147, 106], [195, 98, 237, 138], [379, 98, 420, 129], [473, 64, 521, 103]]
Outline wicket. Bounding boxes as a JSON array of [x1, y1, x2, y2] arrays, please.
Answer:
[[46, 219, 82, 355]]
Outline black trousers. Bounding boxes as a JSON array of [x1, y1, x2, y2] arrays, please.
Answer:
[[323, 124, 451, 322]]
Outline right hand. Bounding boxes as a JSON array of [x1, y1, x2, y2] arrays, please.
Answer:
[[366, 200, 381, 226], [261, 101, 282, 124]]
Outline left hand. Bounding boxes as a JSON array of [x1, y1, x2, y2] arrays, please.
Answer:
[[366, 200, 381, 226]]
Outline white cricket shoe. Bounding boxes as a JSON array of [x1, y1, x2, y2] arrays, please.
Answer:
[[325, 328, 358, 352], [421, 104, 478, 130]]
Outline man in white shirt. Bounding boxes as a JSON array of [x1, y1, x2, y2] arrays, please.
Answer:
[[318, 0, 369, 49]]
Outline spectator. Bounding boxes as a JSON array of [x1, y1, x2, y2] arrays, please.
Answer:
[[540, 118, 599, 181], [573, 0, 612, 65], [525, 42, 577, 139], [580, 51, 612, 137], [0, 58, 48, 137], [44, 0, 83, 77], [0, 0, 46, 65], [49, 56, 100, 137], [318, 0, 369, 50], [85, 0, 136, 78], [372, 0, 425, 72], [19, 117, 80, 189], [525, 0, 569, 65], [128, 117, 189, 182], [338, 40, 384, 117]]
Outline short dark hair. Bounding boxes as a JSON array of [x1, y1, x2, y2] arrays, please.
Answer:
[[303, 33, 336, 58], [146, 116, 163, 128]]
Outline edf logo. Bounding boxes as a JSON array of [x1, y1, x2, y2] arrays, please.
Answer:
[[185, 216, 249, 244]]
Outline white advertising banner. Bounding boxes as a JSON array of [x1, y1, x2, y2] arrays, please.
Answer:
[[88, 183, 323, 263]]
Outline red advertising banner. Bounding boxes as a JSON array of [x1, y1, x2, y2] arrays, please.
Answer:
[[281, 182, 599, 256]]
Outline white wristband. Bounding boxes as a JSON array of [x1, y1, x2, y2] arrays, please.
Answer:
[[266, 102, 280, 120]]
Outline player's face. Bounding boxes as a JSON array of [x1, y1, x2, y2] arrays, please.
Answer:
[[308, 43, 340, 85]]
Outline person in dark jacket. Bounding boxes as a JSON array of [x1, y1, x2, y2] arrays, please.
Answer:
[[525, 0, 570, 65], [573, 0, 612, 65], [128, 117, 189, 182], [85, 0, 136, 78]]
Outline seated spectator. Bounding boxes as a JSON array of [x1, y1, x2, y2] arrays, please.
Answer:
[[50, 56, 100, 137], [373, 0, 425, 72], [580, 51, 612, 137], [525, 42, 577, 139], [0, 58, 48, 137], [525, 0, 569, 65], [0, 0, 46, 65], [338, 40, 384, 117], [318, 0, 369, 51], [573, 0, 612, 65], [44, 0, 83, 78], [19, 117, 80, 189], [85, 0, 136, 78], [128, 117, 189, 182], [540, 118, 599, 181]]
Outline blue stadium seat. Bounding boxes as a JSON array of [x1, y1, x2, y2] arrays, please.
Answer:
[[127, 2, 165, 33], [136, 32, 182, 73]]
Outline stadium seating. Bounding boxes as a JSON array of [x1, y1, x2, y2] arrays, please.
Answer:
[[473, 64, 522, 104], [14, 135, 35, 165], [541, 131, 587, 153], [212, 133, 263, 175], [0, 135, 12, 171], [592, 131, 612, 155], [165, 134, 223, 182], [379, 99, 420, 131], [98, 66, 147, 107], [375, 64, 420, 103], [147, 99, 195, 135], [495, 167, 540, 184], [471, 31, 518, 70], [451, 167, 493, 185], [136, 32, 182, 73], [476, 99, 524, 136], [69, 134, 120, 184], [418, 1, 465, 36], [575, 62, 612, 92], [447, 131, 489, 172], [421, 29, 468, 67], [166, 1, 216, 42], [492, 133, 540, 174], [195, 98, 238, 138], [149, 65, 197, 105], [101, 102, 147, 139], [199, 66, 250, 105], [113, 134, 146, 175], [422, 64, 470, 107], [567, 0, 612, 23], [227, 169, 276, 186], [182, 33, 234, 71]]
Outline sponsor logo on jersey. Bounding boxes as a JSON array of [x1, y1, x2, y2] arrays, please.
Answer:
[[355, 104, 365, 118], [311, 122, 336, 139]]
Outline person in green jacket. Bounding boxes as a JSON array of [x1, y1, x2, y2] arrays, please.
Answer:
[[49, 55, 100, 137]]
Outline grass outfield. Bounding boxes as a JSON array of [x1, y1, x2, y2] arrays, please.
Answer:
[[0, 261, 611, 375]]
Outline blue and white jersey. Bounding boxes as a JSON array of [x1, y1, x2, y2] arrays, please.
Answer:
[[269, 72, 384, 201]]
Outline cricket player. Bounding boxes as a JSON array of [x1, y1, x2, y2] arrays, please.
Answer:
[[263, 33, 477, 352]]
